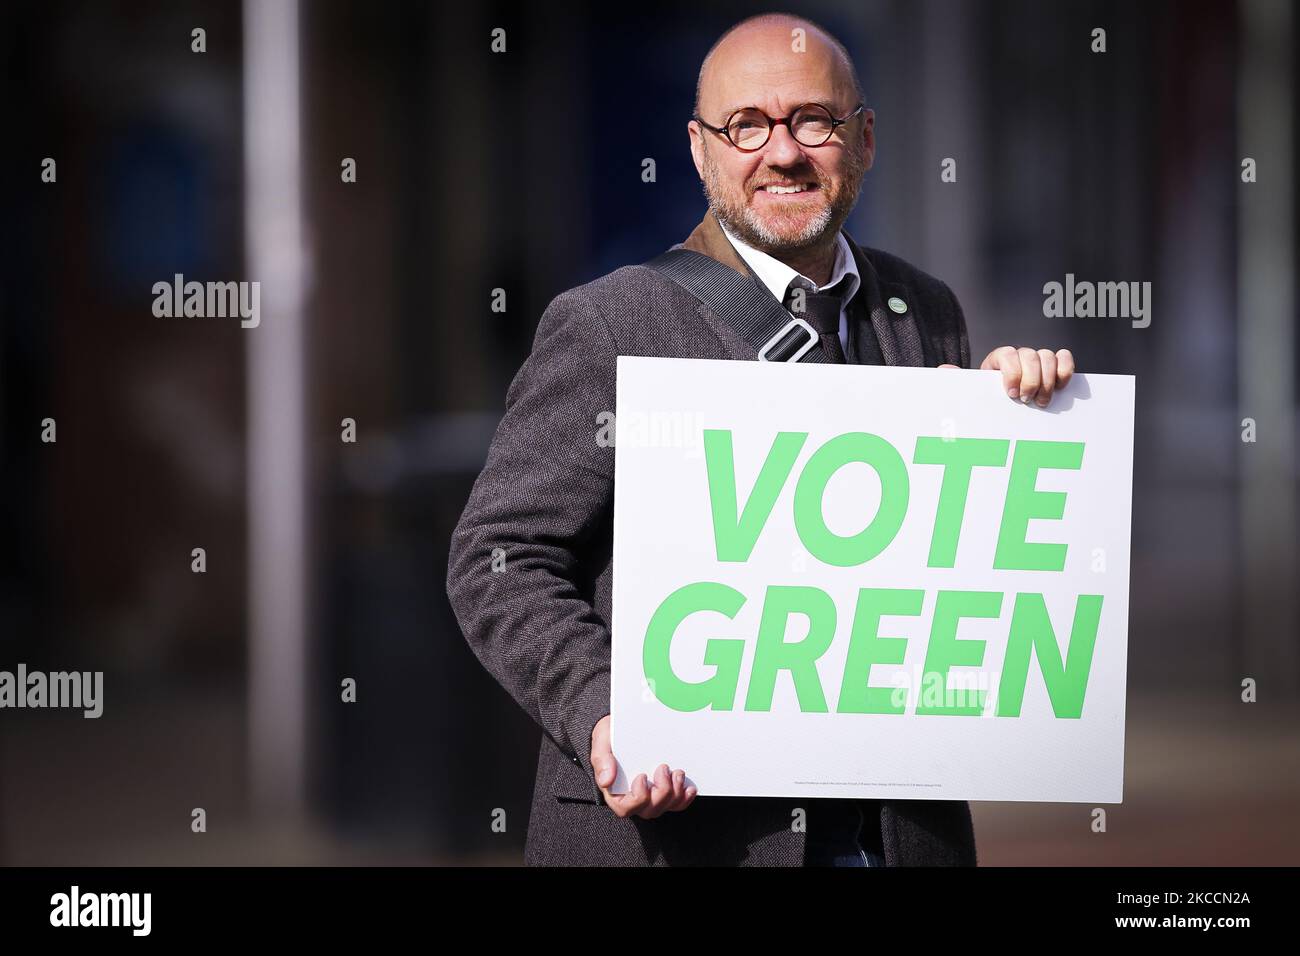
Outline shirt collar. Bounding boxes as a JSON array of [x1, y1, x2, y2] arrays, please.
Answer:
[[718, 221, 862, 306]]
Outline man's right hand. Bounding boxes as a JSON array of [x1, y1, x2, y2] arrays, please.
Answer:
[[590, 715, 697, 819]]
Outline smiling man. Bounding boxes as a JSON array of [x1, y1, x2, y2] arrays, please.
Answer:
[[446, 12, 1073, 867]]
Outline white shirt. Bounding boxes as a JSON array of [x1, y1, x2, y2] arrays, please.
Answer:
[[718, 222, 862, 353]]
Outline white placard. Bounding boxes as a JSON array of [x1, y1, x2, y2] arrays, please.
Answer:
[[610, 356, 1133, 803]]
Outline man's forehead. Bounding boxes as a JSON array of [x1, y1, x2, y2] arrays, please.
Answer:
[[713, 85, 842, 117], [708, 70, 852, 118]]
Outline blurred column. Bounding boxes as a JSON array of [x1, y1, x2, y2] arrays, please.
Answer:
[[1238, 0, 1297, 693], [919, 0, 983, 323], [244, 0, 311, 818]]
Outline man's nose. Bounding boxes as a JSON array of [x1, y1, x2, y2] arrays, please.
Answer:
[[762, 121, 806, 166]]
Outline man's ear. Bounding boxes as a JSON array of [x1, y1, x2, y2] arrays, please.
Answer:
[[688, 121, 706, 179]]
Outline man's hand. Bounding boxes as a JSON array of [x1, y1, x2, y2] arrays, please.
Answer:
[[590, 715, 697, 819], [939, 347, 1075, 408]]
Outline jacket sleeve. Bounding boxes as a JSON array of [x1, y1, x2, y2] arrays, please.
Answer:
[[446, 285, 617, 792]]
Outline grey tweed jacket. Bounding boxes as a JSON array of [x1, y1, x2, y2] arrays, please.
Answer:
[[446, 212, 978, 866]]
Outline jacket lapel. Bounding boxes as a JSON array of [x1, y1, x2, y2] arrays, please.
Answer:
[[679, 210, 753, 276], [841, 228, 928, 368]]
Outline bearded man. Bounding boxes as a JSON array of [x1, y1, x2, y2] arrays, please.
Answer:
[[446, 11, 1074, 866]]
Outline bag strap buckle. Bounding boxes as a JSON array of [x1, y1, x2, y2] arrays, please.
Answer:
[[758, 316, 819, 362]]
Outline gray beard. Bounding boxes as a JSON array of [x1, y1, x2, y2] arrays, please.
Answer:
[[701, 147, 865, 254], [714, 196, 835, 251]]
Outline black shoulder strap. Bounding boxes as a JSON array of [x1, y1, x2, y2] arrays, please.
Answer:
[[643, 248, 831, 363]]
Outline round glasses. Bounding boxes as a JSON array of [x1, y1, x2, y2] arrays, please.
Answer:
[[694, 103, 864, 151]]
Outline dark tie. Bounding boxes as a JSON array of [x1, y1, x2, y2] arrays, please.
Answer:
[[784, 279, 848, 363]]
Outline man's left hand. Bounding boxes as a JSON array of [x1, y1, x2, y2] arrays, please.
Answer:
[[939, 346, 1075, 408]]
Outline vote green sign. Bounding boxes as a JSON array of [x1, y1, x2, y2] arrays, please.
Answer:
[[611, 357, 1133, 803]]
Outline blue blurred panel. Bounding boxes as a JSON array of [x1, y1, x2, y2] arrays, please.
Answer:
[[99, 125, 211, 295]]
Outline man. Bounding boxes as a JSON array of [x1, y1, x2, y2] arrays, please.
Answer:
[[446, 12, 1073, 866]]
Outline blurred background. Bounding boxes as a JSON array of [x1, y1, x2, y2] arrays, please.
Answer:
[[1, 0, 1296, 865]]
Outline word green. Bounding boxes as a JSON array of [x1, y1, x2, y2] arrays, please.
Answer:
[[643, 584, 1102, 716]]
